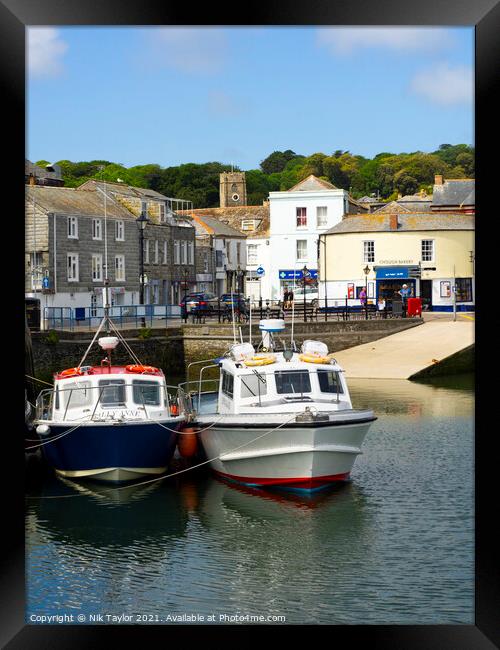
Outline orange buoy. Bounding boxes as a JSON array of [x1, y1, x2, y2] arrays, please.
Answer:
[[170, 403, 179, 416], [178, 427, 198, 458], [59, 367, 84, 379], [125, 364, 160, 374]]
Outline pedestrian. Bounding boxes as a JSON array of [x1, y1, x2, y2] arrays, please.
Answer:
[[359, 286, 367, 306], [288, 288, 294, 307], [283, 287, 290, 309], [398, 283, 412, 302]]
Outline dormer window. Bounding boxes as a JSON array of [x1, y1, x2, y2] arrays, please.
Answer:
[[242, 219, 256, 231]]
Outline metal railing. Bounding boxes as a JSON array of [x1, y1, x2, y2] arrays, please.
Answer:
[[42, 296, 419, 331], [44, 304, 183, 331], [35, 382, 186, 422], [181, 365, 346, 415]]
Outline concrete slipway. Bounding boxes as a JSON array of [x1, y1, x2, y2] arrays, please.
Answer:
[[333, 313, 475, 380]]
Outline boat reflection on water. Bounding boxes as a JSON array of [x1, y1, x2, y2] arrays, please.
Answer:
[[26, 474, 189, 551], [196, 471, 371, 545]]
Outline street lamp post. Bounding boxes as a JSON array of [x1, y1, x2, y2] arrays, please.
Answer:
[[302, 264, 309, 323], [363, 265, 370, 320], [136, 210, 150, 327], [318, 235, 328, 321]]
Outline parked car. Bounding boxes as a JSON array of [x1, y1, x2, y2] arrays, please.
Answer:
[[219, 293, 246, 308], [180, 292, 218, 317], [289, 286, 319, 307]]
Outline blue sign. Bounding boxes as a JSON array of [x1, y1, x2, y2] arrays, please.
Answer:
[[256, 266, 265, 276], [42, 277, 50, 289], [376, 267, 409, 280], [278, 269, 318, 280]]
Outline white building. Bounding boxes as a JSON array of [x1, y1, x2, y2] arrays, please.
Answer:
[[268, 175, 367, 301]]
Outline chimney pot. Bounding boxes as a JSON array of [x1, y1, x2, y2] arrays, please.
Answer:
[[435, 174, 443, 185]]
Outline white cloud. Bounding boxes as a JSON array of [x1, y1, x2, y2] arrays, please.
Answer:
[[410, 62, 473, 105], [207, 90, 250, 117], [316, 27, 452, 56], [28, 28, 68, 78], [147, 28, 227, 74]]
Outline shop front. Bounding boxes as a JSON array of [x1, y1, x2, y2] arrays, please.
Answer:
[[375, 266, 419, 308], [278, 269, 318, 299]]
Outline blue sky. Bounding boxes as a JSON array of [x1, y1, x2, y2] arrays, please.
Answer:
[[27, 26, 474, 170]]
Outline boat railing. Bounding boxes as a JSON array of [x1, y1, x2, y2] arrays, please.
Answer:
[[35, 382, 188, 421], [180, 365, 345, 414]]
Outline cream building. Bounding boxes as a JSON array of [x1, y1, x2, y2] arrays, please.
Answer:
[[319, 212, 475, 311]]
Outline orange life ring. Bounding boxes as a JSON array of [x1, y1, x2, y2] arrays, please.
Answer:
[[125, 364, 159, 374], [59, 367, 84, 378]]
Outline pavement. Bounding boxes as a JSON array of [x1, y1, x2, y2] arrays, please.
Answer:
[[333, 312, 475, 380]]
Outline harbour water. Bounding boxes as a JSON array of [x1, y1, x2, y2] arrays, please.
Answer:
[[25, 375, 474, 625]]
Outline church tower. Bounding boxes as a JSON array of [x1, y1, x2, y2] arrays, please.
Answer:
[[219, 172, 247, 207]]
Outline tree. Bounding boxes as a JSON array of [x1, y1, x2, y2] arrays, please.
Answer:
[[260, 150, 299, 174]]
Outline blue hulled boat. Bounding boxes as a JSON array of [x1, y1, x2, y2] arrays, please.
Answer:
[[34, 325, 186, 483]]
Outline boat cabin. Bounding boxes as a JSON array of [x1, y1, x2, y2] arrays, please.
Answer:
[[191, 323, 353, 416], [215, 351, 351, 415], [38, 364, 175, 424]]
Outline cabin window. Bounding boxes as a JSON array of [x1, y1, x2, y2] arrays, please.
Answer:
[[275, 370, 311, 395], [63, 381, 92, 408], [221, 371, 234, 398], [132, 380, 161, 406], [240, 373, 267, 399], [317, 370, 344, 394], [98, 379, 126, 406]]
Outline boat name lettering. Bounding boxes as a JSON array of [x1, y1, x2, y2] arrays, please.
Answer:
[[94, 410, 142, 419]]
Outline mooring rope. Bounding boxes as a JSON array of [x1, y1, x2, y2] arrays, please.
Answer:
[[25, 374, 53, 387], [25, 413, 299, 499]]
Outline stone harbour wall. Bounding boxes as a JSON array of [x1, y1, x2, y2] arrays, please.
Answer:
[[30, 319, 422, 383]]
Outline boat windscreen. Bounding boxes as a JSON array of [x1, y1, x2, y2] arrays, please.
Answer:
[[98, 379, 126, 406], [317, 370, 344, 394], [132, 380, 161, 406], [275, 370, 311, 395], [240, 373, 268, 399]]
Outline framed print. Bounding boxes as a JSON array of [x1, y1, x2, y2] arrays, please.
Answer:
[[3, 0, 499, 648]]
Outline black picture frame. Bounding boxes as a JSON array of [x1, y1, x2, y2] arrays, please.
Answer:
[[3, 1, 498, 647]]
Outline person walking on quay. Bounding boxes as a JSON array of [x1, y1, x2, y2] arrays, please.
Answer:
[[359, 286, 367, 306], [283, 286, 290, 309]]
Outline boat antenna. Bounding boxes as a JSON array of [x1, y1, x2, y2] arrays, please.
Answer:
[[95, 167, 110, 334], [230, 285, 236, 344], [249, 296, 252, 345]]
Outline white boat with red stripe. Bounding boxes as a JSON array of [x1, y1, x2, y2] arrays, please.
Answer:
[[186, 319, 376, 492]]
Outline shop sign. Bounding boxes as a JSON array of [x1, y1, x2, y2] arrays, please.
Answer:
[[376, 266, 409, 279], [278, 269, 318, 280]]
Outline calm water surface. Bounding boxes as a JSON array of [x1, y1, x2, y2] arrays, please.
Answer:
[[26, 375, 474, 625]]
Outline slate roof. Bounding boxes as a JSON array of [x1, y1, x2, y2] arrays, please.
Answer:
[[77, 179, 169, 201], [287, 175, 339, 192], [325, 212, 474, 235], [192, 214, 247, 238], [178, 205, 270, 238], [26, 185, 136, 219], [432, 179, 475, 207]]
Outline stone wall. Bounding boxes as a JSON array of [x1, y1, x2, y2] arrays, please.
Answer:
[[31, 319, 422, 383]]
